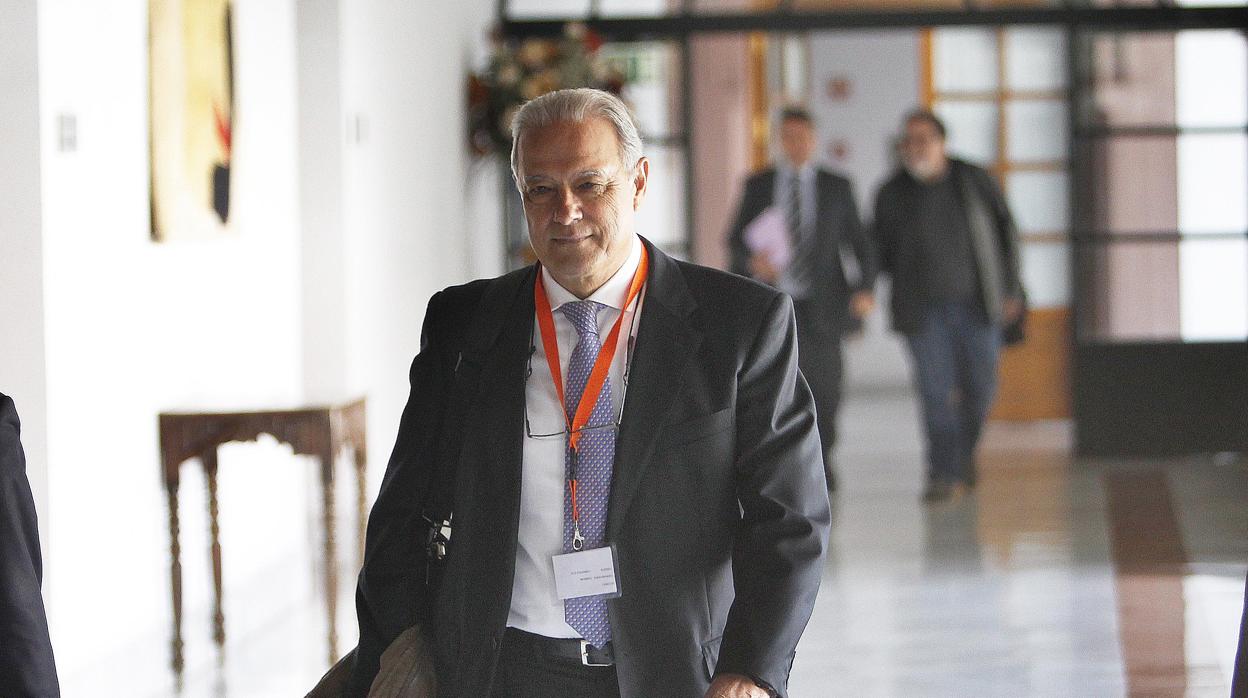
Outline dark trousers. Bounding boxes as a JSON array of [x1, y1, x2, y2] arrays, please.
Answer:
[[905, 301, 1000, 485], [793, 298, 843, 483], [490, 629, 620, 698]]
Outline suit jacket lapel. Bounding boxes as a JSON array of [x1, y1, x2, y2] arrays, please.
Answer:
[[460, 268, 535, 566], [608, 239, 702, 537]]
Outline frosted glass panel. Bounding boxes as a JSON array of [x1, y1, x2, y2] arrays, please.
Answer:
[[1008, 170, 1069, 233], [1006, 99, 1067, 162], [1079, 242, 1181, 341], [933, 28, 997, 93], [1176, 31, 1248, 128], [634, 146, 685, 249], [934, 100, 997, 163], [1083, 33, 1178, 129], [1100, 136, 1178, 234], [1178, 133, 1248, 234], [508, 0, 668, 17], [608, 42, 678, 137], [1021, 241, 1070, 307], [1180, 238, 1248, 340], [505, 0, 589, 18], [599, 0, 668, 16], [1005, 28, 1066, 92]]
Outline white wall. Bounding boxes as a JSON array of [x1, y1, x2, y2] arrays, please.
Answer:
[[462, 0, 509, 282], [808, 30, 920, 392], [339, 0, 489, 482], [36, 0, 303, 686], [299, 0, 349, 401], [0, 1, 50, 540], [14, 0, 493, 692]]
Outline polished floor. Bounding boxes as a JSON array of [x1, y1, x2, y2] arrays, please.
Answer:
[[97, 389, 1246, 697], [791, 390, 1245, 697]]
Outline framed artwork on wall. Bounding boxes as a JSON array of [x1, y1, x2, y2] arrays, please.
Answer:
[[149, 0, 234, 242]]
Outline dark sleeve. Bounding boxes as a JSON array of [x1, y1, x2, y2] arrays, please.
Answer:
[[871, 180, 899, 279], [346, 293, 454, 697], [1233, 570, 1248, 697], [0, 394, 61, 698], [976, 167, 1025, 298], [838, 177, 877, 292], [714, 293, 831, 697], [727, 175, 764, 278]]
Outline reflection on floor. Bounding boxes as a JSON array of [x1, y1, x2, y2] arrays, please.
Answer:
[[789, 389, 1246, 697], [109, 390, 1245, 697]]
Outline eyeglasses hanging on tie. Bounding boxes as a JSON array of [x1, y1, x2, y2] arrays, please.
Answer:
[[523, 307, 639, 441]]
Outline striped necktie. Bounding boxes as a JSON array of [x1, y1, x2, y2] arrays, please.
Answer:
[[786, 170, 815, 296]]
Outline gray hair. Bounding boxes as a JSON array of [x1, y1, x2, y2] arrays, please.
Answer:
[[510, 88, 643, 187]]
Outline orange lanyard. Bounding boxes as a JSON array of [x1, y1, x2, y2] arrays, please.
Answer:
[[535, 247, 648, 548], [534, 245, 649, 454]]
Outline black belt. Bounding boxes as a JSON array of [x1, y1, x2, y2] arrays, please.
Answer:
[[505, 627, 615, 667]]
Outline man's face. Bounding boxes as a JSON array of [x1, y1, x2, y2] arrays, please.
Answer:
[[779, 117, 816, 168], [516, 117, 648, 298], [900, 118, 948, 182]]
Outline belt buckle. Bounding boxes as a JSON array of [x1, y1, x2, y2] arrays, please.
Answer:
[[580, 639, 611, 667]]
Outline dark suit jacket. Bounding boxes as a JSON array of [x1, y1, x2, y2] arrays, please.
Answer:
[[872, 158, 1024, 335], [728, 166, 875, 331], [348, 240, 830, 697], [0, 394, 60, 698]]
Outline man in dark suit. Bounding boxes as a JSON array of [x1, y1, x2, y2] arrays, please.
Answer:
[[1, 393, 61, 697], [728, 107, 876, 492], [871, 110, 1025, 503], [346, 89, 829, 698]]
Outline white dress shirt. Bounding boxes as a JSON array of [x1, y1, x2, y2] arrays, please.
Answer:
[[506, 234, 645, 639]]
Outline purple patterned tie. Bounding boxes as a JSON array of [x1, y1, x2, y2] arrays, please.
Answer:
[[560, 300, 614, 649]]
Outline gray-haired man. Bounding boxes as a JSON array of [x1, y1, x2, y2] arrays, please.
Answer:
[[348, 88, 829, 698]]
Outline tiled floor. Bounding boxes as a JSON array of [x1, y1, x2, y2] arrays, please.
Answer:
[[92, 389, 1246, 697]]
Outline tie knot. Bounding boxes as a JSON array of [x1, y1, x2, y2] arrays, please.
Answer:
[[560, 300, 606, 339]]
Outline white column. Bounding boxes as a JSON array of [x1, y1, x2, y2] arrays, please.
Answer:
[[0, 0, 50, 551]]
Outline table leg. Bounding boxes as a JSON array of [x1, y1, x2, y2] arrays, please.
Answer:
[[355, 447, 367, 568], [321, 447, 339, 665], [204, 449, 225, 649], [167, 479, 184, 674]]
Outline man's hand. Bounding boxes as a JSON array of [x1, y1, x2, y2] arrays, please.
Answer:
[[849, 290, 875, 320], [749, 254, 780, 285], [705, 673, 770, 698]]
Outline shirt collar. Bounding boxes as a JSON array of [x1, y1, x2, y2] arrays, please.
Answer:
[[540, 234, 643, 313], [780, 161, 815, 182]]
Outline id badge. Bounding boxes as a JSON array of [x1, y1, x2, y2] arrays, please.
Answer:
[[551, 543, 622, 601]]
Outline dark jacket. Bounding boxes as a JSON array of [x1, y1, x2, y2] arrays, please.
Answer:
[[728, 166, 876, 329], [872, 158, 1024, 335], [0, 393, 60, 697], [347, 239, 829, 697]]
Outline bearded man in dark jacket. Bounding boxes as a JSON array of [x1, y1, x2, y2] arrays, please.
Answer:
[[872, 110, 1025, 503]]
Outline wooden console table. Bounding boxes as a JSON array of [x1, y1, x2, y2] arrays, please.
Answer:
[[159, 398, 367, 673]]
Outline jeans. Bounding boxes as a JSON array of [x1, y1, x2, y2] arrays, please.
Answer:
[[905, 301, 1001, 485]]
